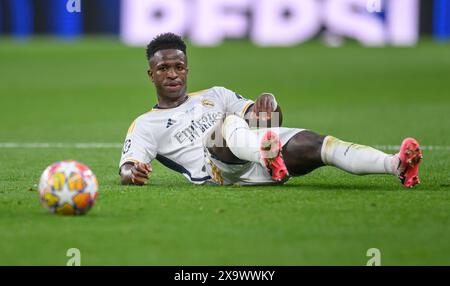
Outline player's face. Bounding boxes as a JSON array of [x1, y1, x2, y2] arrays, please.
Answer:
[[148, 49, 188, 99]]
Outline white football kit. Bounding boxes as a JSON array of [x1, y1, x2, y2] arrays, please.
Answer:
[[119, 86, 302, 185]]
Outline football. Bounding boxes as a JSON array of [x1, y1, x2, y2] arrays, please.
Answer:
[[38, 160, 98, 215]]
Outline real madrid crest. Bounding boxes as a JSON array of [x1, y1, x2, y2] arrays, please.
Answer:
[[201, 99, 215, 107]]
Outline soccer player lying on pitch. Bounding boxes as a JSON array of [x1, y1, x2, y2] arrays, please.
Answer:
[[119, 33, 422, 188]]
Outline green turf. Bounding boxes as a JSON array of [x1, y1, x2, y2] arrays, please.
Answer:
[[0, 38, 449, 265]]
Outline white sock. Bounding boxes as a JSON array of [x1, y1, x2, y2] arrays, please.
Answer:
[[321, 136, 399, 175], [222, 115, 261, 163]]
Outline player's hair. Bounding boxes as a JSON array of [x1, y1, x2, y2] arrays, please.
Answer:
[[146, 32, 187, 61]]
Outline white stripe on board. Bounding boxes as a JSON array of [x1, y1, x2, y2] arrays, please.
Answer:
[[0, 143, 449, 151]]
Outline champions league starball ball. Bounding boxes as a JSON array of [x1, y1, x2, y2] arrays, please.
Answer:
[[38, 160, 98, 215]]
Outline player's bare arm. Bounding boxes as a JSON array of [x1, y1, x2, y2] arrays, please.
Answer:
[[120, 162, 152, 186]]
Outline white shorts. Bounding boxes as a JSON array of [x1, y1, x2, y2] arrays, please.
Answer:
[[204, 127, 305, 186]]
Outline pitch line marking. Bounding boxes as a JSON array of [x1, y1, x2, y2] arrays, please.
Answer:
[[0, 143, 449, 151], [0, 143, 122, 149], [374, 145, 450, 151]]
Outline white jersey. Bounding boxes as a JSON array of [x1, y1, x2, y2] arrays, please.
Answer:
[[119, 86, 254, 184]]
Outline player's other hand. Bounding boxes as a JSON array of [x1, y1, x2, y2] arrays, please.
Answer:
[[131, 162, 152, 185], [253, 93, 277, 121]]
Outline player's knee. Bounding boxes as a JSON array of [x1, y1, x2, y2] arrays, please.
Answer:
[[290, 131, 324, 158], [283, 130, 325, 175]]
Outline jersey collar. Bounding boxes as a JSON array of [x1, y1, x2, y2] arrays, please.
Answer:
[[153, 95, 190, 110]]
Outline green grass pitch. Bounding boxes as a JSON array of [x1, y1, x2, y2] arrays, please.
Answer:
[[0, 38, 449, 265]]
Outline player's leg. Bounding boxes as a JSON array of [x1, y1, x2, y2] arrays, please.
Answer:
[[220, 114, 290, 181], [220, 114, 323, 179], [235, 125, 397, 179], [205, 117, 247, 165], [221, 114, 422, 187], [282, 132, 397, 176], [316, 136, 422, 187], [281, 130, 326, 176]]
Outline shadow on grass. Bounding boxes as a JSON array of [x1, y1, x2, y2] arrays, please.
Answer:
[[281, 182, 400, 191], [106, 177, 418, 192]]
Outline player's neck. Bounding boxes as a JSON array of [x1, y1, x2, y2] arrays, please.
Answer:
[[156, 94, 188, 109]]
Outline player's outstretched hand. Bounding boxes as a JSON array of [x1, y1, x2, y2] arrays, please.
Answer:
[[131, 162, 152, 185]]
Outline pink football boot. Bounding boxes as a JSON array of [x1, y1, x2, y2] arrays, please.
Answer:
[[260, 130, 289, 182], [397, 138, 423, 188]]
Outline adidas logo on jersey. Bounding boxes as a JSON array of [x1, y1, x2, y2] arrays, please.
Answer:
[[166, 118, 177, 128]]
